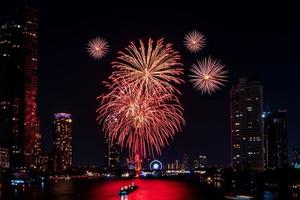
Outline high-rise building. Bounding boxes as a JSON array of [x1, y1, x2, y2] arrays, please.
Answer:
[[104, 138, 122, 170], [292, 148, 300, 168], [175, 160, 180, 170], [182, 153, 189, 170], [263, 110, 288, 168], [193, 159, 199, 169], [53, 113, 72, 172], [0, 6, 41, 168], [230, 78, 264, 171], [0, 147, 9, 169], [198, 155, 207, 168]]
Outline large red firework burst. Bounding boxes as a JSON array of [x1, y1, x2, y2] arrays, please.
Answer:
[[189, 57, 228, 95], [97, 38, 185, 158], [97, 85, 185, 157]]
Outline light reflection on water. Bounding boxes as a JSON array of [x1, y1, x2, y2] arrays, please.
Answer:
[[90, 179, 197, 200], [263, 191, 275, 200], [2, 179, 298, 200], [0, 179, 214, 200]]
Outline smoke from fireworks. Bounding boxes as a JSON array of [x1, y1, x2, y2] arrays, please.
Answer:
[[110, 38, 184, 97], [97, 38, 185, 158], [184, 30, 206, 53], [189, 57, 227, 95], [87, 37, 109, 59]]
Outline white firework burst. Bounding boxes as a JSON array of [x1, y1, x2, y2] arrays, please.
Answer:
[[87, 37, 109, 59], [189, 57, 228, 95], [184, 30, 206, 53]]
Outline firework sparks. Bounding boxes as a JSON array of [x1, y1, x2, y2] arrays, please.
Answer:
[[184, 30, 206, 53], [97, 38, 185, 158], [189, 57, 228, 95], [87, 37, 109, 59], [97, 85, 185, 157], [110, 38, 184, 97]]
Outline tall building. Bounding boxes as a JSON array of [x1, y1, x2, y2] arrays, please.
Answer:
[[263, 110, 288, 168], [193, 159, 199, 169], [198, 155, 207, 168], [0, 6, 41, 168], [53, 113, 72, 172], [175, 159, 180, 170], [0, 147, 9, 169], [104, 138, 122, 170], [292, 148, 300, 168], [230, 78, 264, 171], [182, 153, 189, 170]]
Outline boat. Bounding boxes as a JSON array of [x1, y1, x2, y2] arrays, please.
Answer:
[[224, 193, 253, 200], [119, 182, 138, 196]]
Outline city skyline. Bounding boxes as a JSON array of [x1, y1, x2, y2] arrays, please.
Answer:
[[1, 1, 300, 167]]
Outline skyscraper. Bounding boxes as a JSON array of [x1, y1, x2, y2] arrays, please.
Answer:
[[53, 113, 72, 172], [230, 78, 264, 171], [104, 138, 122, 170], [198, 155, 207, 168], [263, 110, 288, 168], [0, 6, 41, 168], [292, 148, 300, 168], [0, 147, 9, 169], [182, 153, 189, 170]]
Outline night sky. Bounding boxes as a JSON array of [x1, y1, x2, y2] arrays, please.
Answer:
[[1, 1, 300, 166]]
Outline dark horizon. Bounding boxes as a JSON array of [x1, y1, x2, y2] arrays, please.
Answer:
[[1, 1, 300, 167]]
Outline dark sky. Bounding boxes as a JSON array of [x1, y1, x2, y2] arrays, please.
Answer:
[[1, 1, 300, 166]]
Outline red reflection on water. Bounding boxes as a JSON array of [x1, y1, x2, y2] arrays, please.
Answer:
[[92, 179, 195, 200]]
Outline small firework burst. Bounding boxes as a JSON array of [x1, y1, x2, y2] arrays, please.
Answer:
[[87, 37, 109, 59], [189, 57, 228, 95], [184, 30, 206, 53]]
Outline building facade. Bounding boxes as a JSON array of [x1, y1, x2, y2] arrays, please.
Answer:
[[104, 138, 122, 170], [292, 148, 300, 168], [182, 153, 189, 170], [198, 155, 207, 168], [230, 78, 264, 171], [53, 113, 72, 172], [0, 147, 9, 169], [0, 6, 41, 168], [263, 110, 288, 168]]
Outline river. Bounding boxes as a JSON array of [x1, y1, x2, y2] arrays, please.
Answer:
[[0, 178, 223, 200]]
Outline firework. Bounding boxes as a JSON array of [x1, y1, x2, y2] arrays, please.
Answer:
[[97, 85, 185, 157], [87, 37, 109, 59], [97, 38, 185, 158], [110, 38, 184, 97], [184, 30, 206, 53], [189, 57, 227, 95]]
